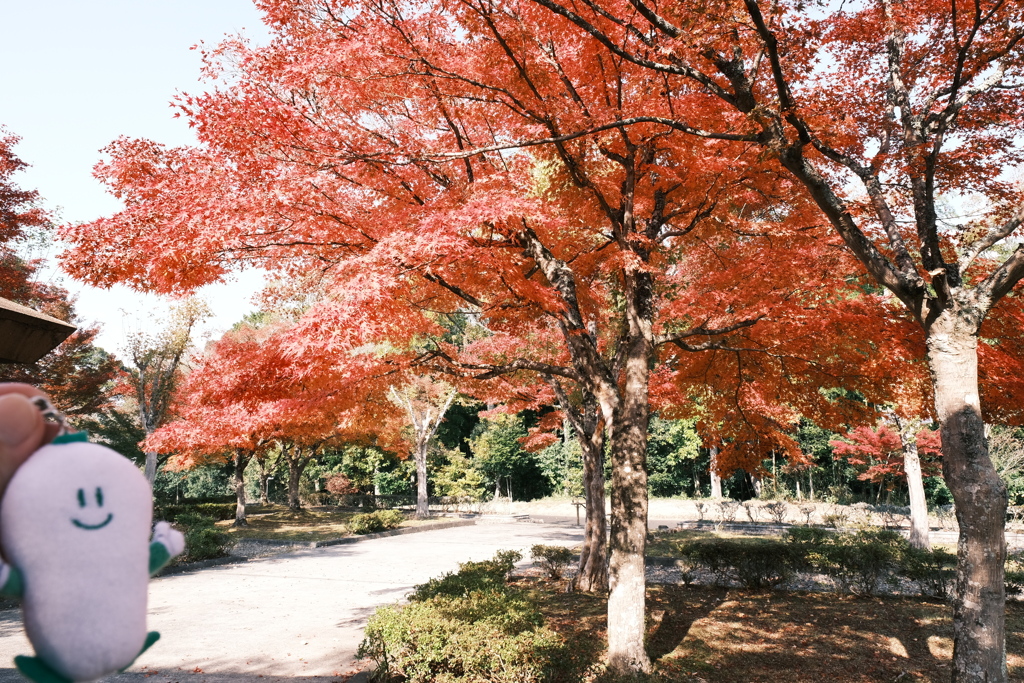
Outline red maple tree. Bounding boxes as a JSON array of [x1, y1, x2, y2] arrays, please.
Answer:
[[58, 3, 918, 670]]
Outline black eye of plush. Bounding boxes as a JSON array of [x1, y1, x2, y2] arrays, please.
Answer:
[[77, 488, 86, 508], [95, 487, 104, 507]]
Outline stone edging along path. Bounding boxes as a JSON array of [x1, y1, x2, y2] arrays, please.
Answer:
[[159, 518, 479, 576]]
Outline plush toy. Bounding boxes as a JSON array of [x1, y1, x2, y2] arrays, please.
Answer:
[[0, 432, 185, 683]]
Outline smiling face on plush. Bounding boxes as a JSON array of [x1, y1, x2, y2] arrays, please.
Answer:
[[0, 440, 153, 681], [72, 484, 113, 530], [2, 443, 150, 558]]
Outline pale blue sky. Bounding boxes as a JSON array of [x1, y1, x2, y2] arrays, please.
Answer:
[[0, 0, 271, 354]]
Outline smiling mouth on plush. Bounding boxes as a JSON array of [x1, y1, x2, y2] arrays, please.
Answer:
[[72, 514, 113, 530]]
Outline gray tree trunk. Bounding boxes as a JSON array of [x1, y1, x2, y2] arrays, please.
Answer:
[[287, 462, 302, 511], [144, 450, 159, 488], [548, 379, 608, 593], [415, 443, 429, 518], [709, 446, 723, 499], [894, 418, 931, 550], [575, 423, 608, 593], [601, 290, 652, 674], [233, 450, 251, 527], [928, 315, 1007, 682]]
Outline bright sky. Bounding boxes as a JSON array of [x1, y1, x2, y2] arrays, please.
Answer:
[[0, 0, 271, 356]]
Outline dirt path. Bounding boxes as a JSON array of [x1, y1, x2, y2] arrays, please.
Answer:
[[0, 520, 583, 683]]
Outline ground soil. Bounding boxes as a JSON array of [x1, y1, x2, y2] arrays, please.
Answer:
[[526, 579, 1024, 682]]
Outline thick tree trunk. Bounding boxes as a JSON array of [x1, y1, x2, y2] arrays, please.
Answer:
[[897, 425, 931, 550], [709, 446, 723, 498], [928, 317, 1007, 683], [575, 427, 608, 592], [414, 442, 429, 518], [603, 333, 652, 674], [233, 451, 251, 527]]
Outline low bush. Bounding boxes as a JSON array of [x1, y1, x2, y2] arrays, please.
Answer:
[[785, 526, 833, 545], [173, 512, 231, 563], [531, 545, 575, 579], [763, 501, 788, 525], [900, 545, 956, 599], [679, 538, 796, 589], [359, 594, 566, 683], [671, 527, 956, 596], [412, 550, 522, 601], [359, 550, 572, 682], [348, 509, 405, 535], [157, 503, 237, 522]]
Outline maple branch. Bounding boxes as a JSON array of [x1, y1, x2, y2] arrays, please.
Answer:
[[741, 0, 810, 142], [654, 316, 765, 347], [977, 243, 1024, 304], [525, 0, 738, 104], [806, 144, 920, 280], [517, 222, 587, 331], [422, 271, 487, 308], [959, 205, 1024, 273], [624, 0, 680, 38], [546, 376, 587, 438], [423, 117, 756, 162]]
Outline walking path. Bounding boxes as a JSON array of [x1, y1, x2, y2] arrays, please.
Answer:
[[0, 521, 583, 683]]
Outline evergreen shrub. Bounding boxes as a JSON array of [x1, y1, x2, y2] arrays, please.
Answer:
[[530, 545, 575, 579], [173, 512, 231, 563], [157, 503, 237, 523], [348, 510, 405, 535], [359, 550, 573, 682]]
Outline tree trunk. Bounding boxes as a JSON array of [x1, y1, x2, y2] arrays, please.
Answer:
[[144, 450, 159, 488], [928, 316, 1007, 683], [287, 457, 303, 511], [897, 424, 931, 550], [709, 446, 723, 499], [751, 474, 763, 498], [260, 472, 270, 504], [603, 335, 652, 673], [415, 441, 429, 518], [233, 450, 251, 527], [575, 426, 608, 593]]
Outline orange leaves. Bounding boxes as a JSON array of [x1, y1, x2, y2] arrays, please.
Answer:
[[148, 319, 405, 466], [830, 423, 942, 485]]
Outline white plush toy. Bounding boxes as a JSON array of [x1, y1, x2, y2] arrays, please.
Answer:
[[0, 432, 185, 683]]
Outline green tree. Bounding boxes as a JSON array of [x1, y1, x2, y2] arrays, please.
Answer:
[[647, 418, 702, 497], [469, 413, 549, 501]]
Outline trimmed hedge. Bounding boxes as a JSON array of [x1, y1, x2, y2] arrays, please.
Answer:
[[359, 550, 574, 683], [173, 512, 231, 563], [669, 528, 958, 597], [157, 503, 237, 523], [348, 509, 405, 535]]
